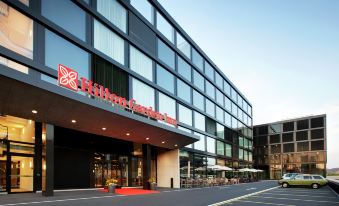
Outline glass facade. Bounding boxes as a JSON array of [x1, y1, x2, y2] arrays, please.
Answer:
[[156, 64, 174, 94], [97, 0, 127, 33], [130, 46, 153, 81]]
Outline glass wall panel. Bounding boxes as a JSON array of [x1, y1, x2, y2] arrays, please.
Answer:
[[156, 64, 174, 94], [178, 104, 192, 126], [270, 134, 280, 144], [45, 30, 89, 78], [311, 140, 324, 150], [176, 33, 191, 59], [239, 148, 244, 160], [283, 122, 294, 132], [193, 69, 204, 91], [269, 124, 282, 134], [206, 136, 215, 154], [42, 0, 86, 41], [297, 142, 309, 152], [94, 19, 124, 65], [226, 144, 232, 157], [216, 89, 223, 106], [231, 103, 237, 117], [179, 151, 193, 178], [0, 1, 33, 59], [194, 132, 205, 151], [216, 123, 224, 139], [192, 48, 203, 71], [132, 78, 154, 108], [206, 117, 216, 136], [0, 56, 28, 74], [194, 111, 205, 131], [215, 73, 223, 89], [296, 131, 308, 141], [194, 154, 206, 178], [205, 99, 215, 118], [157, 39, 175, 69], [231, 87, 237, 102], [224, 112, 231, 127], [158, 92, 176, 120], [216, 106, 224, 123], [204, 62, 214, 81], [130, 46, 153, 81], [311, 129, 324, 139], [297, 119, 309, 130], [177, 56, 191, 81], [225, 97, 231, 112], [177, 79, 191, 103], [283, 143, 294, 153], [205, 81, 215, 100], [130, 0, 154, 24], [239, 136, 244, 147], [224, 80, 231, 96], [311, 117, 324, 128], [216, 141, 225, 155], [282, 133, 294, 142], [97, 0, 127, 33], [156, 12, 174, 43], [193, 90, 204, 111]]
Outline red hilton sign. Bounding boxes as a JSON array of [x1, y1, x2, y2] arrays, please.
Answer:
[[57, 64, 177, 126]]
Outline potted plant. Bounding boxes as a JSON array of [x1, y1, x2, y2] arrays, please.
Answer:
[[105, 178, 118, 193], [149, 177, 157, 190]]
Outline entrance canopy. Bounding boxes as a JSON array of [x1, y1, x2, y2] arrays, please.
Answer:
[[0, 71, 199, 149]]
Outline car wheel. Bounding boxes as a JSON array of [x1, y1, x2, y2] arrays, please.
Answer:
[[312, 183, 319, 189], [282, 182, 289, 188]]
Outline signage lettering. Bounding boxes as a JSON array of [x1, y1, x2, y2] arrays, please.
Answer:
[[57, 64, 177, 126]]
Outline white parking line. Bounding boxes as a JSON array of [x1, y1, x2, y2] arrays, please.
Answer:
[[262, 192, 336, 198], [0, 195, 125, 206], [236, 200, 296, 206], [251, 195, 339, 204], [208, 186, 280, 206]]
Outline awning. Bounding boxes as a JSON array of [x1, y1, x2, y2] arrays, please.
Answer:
[[0, 68, 200, 149]]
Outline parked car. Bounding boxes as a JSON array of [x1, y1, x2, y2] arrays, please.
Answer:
[[281, 173, 300, 180], [278, 174, 327, 189]]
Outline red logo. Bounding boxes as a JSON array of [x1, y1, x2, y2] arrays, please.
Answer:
[[58, 64, 78, 91]]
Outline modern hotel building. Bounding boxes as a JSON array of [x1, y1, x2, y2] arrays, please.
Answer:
[[0, 0, 253, 194], [253, 115, 327, 179]]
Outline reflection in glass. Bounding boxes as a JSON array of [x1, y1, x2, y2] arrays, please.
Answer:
[[132, 78, 154, 109], [156, 12, 174, 43], [193, 90, 204, 111], [157, 39, 175, 69], [130, 0, 154, 24], [176, 33, 191, 59], [178, 104, 192, 126], [177, 79, 191, 103], [130, 46, 153, 81], [156, 64, 174, 94], [97, 0, 127, 33], [177, 57, 191, 81]]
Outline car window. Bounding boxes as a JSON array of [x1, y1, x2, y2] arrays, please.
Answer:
[[303, 176, 311, 180], [295, 175, 302, 180], [313, 176, 323, 180]]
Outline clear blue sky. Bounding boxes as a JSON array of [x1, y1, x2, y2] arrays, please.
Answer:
[[158, 0, 339, 168]]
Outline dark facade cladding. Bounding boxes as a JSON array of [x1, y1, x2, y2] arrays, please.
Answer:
[[0, 0, 253, 194], [253, 115, 327, 179]]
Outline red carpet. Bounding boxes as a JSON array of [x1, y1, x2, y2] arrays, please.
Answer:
[[100, 188, 160, 196]]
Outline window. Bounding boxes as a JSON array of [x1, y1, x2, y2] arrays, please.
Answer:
[[282, 133, 294, 142], [130, 46, 153, 81], [269, 124, 282, 134], [193, 90, 204, 111], [206, 136, 215, 154], [239, 136, 244, 147], [0, 56, 28, 74], [216, 106, 224, 123], [178, 104, 192, 126], [239, 148, 244, 160], [205, 81, 215, 100], [244, 150, 248, 161], [313, 176, 324, 180], [97, 0, 127, 33], [283, 122, 294, 132], [193, 70, 204, 91], [248, 105, 252, 116], [216, 123, 224, 139], [156, 12, 174, 43], [0, 1, 33, 59], [177, 57, 191, 81], [231, 117, 237, 129], [225, 97, 231, 112], [130, 0, 154, 24], [176, 33, 191, 59], [94, 19, 124, 65], [231, 87, 237, 102], [311, 117, 324, 128], [224, 80, 231, 96], [249, 152, 253, 162], [297, 119, 309, 130], [226, 144, 232, 157], [297, 142, 309, 152], [205, 99, 215, 118], [194, 111, 205, 131], [237, 95, 243, 108], [204, 62, 214, 81], [215, 73, 223, 89], [206, 117, 216, 136], [217, 141, 225, 155], [296, 131, 308, 141], [270, 134, 280, 144], [45, 30, 89, 78], [311, 140, 324, 150], [157, 39, 175, 69], [244, 138, 249, 149], [192, 48, 203, 71], [311, 129, 324, 139], [194, 132, 205, 151], [283, 143, 294, 153], [271, 144, 281, 154], [177, 79, 191, 103], [231, 103, 237, 117], [224, 112, 231, 127], [42, 0, 86, 41], [216, 90, 224, 106], [132, 78, 154, 108], [158, 92, 176, 120], [156, 64, 174, 94]]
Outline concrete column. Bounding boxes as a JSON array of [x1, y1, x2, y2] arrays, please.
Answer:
[[34, 122, 42, 192], [43, 124, 54, 196], [157, 149, 180, 188], [142, 144, 151, 190]]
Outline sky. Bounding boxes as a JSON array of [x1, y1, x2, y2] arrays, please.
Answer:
[[158, 0, 339, 168]]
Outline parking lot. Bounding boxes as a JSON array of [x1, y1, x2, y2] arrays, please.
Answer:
[[221, 186, 339, 206]]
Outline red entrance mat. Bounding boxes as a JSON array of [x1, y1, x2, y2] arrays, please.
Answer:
[[100, 188, 160, 196]]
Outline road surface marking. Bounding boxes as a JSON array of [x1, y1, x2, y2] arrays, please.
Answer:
[[236, 200, 296, 206], [263, 192, 336, 198], [251, 195, 339, 204]]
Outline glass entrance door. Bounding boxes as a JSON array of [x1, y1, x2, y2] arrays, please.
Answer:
[[10, 156, 34, 193]]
